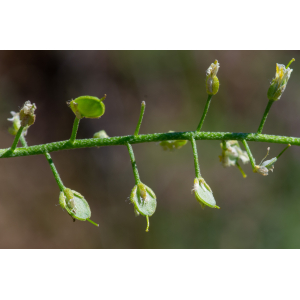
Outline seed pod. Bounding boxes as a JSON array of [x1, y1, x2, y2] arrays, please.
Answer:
[[192, 177, 220, 209], [206, 60, 220, 96], [19, 101, 36, 127], [93, 130, 109, 139], [159, 131, 187, 151], [69, 95, 106, 119]]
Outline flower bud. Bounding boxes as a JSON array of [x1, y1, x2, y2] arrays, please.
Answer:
[[130, 182, 157, 231], [159, 131, 187, 151], [69, 95, 106, 119], [19, 101, 36, 127], [59, 188, 98, 226], [192, 177, 220, 209], [93, 130, 109, 139], [7, 111, 23, 136], [267, 61, 293, 101], [206, 60, 220, 95]]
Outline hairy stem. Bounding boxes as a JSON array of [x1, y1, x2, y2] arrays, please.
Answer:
[[10, 126, 25, 152], [70, 117, 80, 144], [44, 152, 65, 191], [196, 95, 213, 132], [126, 142, 141, 185], [19, 134, 28, 147], [242, 139, 256, 170], [257, 100, 274, 134], [190, 136, 201, 178], [134, 101, 146, 136], [1, 131, 300, 159]]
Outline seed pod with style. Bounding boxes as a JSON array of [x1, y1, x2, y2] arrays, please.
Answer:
[[130, 182, 157, 232], [69, 95, 106, 119], [206, 60, 220, 96], [19, 101, 36, 127]]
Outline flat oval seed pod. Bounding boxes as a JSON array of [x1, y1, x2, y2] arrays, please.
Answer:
[[70, 95, 105, 119], [64, 190, 91, 221], [130, 183, 157, 217], [193, 178, 220, 209]]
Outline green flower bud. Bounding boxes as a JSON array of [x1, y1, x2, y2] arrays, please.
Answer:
[[130, 182, 157, 232], [93, 130, 109, 139], [206, 60, 220, 95], [159, 131, 187, 151], [267, 61, 293, 101], [192, 177, 220, 209], [69, 95, 106, 119], [19, 101, 36, 127], [59, 188, 98, 226]]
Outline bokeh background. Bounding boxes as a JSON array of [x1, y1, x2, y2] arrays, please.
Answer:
[[0, 50, 299, 248]]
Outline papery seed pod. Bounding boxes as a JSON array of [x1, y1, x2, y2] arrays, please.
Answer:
[[130, 182, 157, 231], [69, 95, 106, 119], [206, 60, 220, 95], [58, 188, 98, 226], [192, 177, 220, 209], [19, 101, 36, 127], [93, 130, 109, 139]]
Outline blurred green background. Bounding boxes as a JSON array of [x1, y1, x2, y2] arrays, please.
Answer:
[[0, 50, 299, 248]]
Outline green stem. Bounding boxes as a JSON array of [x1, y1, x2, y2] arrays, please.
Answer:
[[145, 216, 149, 232], [126, 142, 141, 185], [87, 218, 99, 227], [10, 126, 25, 152], [134, 101, 146, 136], [44, 152, 65, 191], [242, 139, 256, 170], [70, 117, 80, 144], [235, 161, 247, 178], [196, 95, 213, 132], [276, 144, 291, 159], [2, 131, 300, 159], [19, 134, 28, 147], [257, 100, 274, 134], [190, 136, 201, 178]]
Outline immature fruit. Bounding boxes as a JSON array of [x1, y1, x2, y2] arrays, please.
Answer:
[[69, 95, 106, 119]]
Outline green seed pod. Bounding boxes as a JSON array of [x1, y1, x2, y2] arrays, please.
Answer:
[[93, 130, 109, 139], [159, 131, 187, 151], [58, 188, 98, 226], [206, 60, 220, 96], [192, 178, 220, 209], [69, 95, 106, 119], [130, 182, 157, 231]]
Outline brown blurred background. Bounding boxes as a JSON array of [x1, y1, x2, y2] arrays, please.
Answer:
[[0, 50, 299, 248]]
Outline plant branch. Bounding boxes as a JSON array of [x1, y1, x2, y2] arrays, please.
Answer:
[[190, 136, 201, 178], [44, 152, 65, 191], [134, 101, 146, 136], [69, 117, 80, 144], [242, 139, 256, 170], [10, 126, 25, 152], [19, 134, 28, 147], [126, 142, 141, 185], [196, 95, 213, 131], [1, 131, 300, 159], [257, 100, 274, 134]]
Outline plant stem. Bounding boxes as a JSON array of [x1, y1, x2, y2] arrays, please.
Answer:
[[190, 136, 201, 178], [134, 101, 146, 136], [1, 131, 300, 159], [196, 95, 213, 132], [19, 134, 28, 147], [276, 144, 291, 159], [126, 142, 141, 185], [70, 117, 80, 144], [10, 126, 25, 152], [87, 218, 99, 227], [44, 152, 65, 191], [257, 100, 274, 134], [145, 216, 149, 232], [235, 162, 247, 178], [242, 139, 256, 170]]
